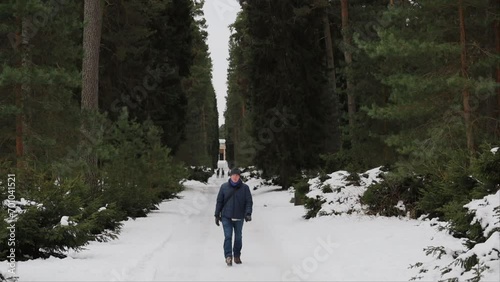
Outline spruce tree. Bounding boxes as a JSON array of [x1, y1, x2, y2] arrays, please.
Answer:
[[225, 11, 254, 168], [235, 0, 334, 187], [176, 0, 220, 168], [333, 0, 397, 171], [99, 0, 195, 153]]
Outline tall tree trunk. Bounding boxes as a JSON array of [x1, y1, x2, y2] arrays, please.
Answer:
[[341, 0, 355, 134], [322, 6, 341, 153], [458, 0, 475, 155], [82, 0, 102, 110], [81, 0, 103, 192]]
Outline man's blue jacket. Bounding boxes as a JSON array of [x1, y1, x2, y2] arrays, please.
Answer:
[[214, 180, 253, 219]]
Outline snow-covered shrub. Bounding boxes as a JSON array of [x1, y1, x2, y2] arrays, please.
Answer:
[[304, 195, 326, 219], [303, 167, 386, 217], [0, 110, 187, 260], [424, 146, 500, 240], [0, 271, 18, 282], [293, 178, 310, 207], [0, 169, 122, 260], [362, 173, 424, 218], [472, 145, 500, 196], [410, 191, 500, 282], [240, 167, 280, 191], [465, 192, 500, 239], [240, 166, 262, 181], [186, 166, 213, 183], [419, 171, 485, 228]]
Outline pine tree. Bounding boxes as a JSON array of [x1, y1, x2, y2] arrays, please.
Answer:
[[0, 0, 83, 169], [81, 0, 102, 112], [359, 0, 499, 173], [81, 0, 103, 193], [0, 0, 116, 260]]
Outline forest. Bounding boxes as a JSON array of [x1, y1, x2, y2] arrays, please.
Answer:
[[0, 0, 218, 259], [0, 0, 499, 268], [224, 0, 499, 261]]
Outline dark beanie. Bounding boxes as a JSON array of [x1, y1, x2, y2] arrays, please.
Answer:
[[230, 168, 241, 176]]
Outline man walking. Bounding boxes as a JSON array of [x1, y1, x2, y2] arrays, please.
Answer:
[[214, 168, 253, 266]]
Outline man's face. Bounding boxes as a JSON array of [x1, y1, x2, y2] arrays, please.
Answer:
[[230, 174, 240, 182]]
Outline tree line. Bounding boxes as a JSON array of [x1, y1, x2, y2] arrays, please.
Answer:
[[224, 0, 499, 227], [0, 0, 218, 259]]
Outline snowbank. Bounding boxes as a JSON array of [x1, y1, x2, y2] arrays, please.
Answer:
[[303, 166, 499, 282], [305, 167, 386, 215], [410, 191, 500, 281], [464, 190, 500, 237]]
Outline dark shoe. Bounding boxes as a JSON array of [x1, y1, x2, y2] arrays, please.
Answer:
[[234, 257, 242, 264], [225, 256, 232, 266]]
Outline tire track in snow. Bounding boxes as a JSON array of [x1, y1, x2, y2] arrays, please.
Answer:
[[119, 177, 297, 281], [122, 232, 173, 281], [129, 181, 220, 280]]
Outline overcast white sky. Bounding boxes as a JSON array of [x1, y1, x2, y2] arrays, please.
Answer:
[[202, 0, 241, 126]]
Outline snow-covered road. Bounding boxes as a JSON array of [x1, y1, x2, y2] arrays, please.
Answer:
[[2, 176, 475, 281], [112, 177, 300, 281]]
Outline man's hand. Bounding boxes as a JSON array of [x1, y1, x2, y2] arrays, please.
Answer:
[[245, 214, 252, 222], [215, 215, 221, 226]]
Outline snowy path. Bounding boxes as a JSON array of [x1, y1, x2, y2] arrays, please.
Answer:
[[121, 178, 296, 281], [5, 176, 463, 281]]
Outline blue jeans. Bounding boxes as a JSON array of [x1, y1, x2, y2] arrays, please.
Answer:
[[221, 217, 244, 258]]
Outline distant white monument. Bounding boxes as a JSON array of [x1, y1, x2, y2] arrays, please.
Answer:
[[218, 139, 228, 170]]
